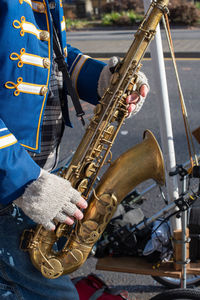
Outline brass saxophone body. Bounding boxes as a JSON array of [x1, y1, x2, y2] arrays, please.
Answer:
[[22, 0, 168, 279]]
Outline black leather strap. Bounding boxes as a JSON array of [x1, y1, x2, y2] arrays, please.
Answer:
[[53, 25, 85, 126]]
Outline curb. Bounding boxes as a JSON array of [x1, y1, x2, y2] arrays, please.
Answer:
[[86, 52, 200, 59]]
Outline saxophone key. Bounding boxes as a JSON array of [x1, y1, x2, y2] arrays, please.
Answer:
[[95, 193, 118, 218], [68, 174, 81, 187], [110, 110, 119, 122], [91, 144, 103, 158], [93, 103, 102, 115], [100, 138, 112, 145], [127, 78, 137, 93], [79, 220, 100, 243], [77, 178, 89, 194], [55, 224, 70, 238], [41, 258, 63, 279], [85, 162, 97, 177], [103, 125, 115, 140]]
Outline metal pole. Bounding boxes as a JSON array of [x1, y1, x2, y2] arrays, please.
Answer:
[[143, 0, 181, 232], [181, 176, 188, 288]]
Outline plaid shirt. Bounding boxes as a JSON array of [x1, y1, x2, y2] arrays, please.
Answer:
[[28, 52, 64, 171]]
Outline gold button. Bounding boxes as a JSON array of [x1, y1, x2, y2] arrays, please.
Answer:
[[40, 31, 50, 41], [64, 48, 67, 58], [43, 58, 50, 69], [40, 86, 48, 96], [37, 3, 46, 13]]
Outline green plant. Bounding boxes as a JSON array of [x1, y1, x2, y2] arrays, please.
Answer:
[[66, 18, 89, 30], [101, 0, 200, 26], [101, 12, 121, 26], [126, 10, 143, 23], [101, 10, 143, 26], [195, 2, 200, 10]]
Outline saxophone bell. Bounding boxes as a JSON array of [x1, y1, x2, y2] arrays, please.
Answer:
[[25, 130, 165, 278]]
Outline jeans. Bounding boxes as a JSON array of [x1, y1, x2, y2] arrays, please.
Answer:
[[0, 205, 79, 300]]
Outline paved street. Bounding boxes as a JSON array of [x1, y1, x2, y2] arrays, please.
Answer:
[[61, 28, 200, 299], [67, 28, 200, 58]]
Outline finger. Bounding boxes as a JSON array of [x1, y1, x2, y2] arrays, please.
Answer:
[[62, 202, 84, 220], [44, 221, 56, 231], [62, 202, 77, 216], [126, 93, 140, 104], [128, 103, 136, 114], [73, 209, 84, 220], [64, 216, 74, 225], [76, 197, 88, 209], [69, 188, 86, 206], [55, 212, 74, 225], [139, 84, 149, 98]]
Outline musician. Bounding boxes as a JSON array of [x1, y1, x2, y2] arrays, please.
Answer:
[[0, 0, 149, 299]]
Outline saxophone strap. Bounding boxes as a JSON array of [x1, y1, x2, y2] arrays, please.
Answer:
[[52, 24, 85, 126], [162, 14, 198, 168]]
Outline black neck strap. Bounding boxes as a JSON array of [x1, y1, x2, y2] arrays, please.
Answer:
[[52, 25, 85, 126]]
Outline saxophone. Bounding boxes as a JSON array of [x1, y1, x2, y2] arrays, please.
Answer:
[[21, 0, 168, 278]]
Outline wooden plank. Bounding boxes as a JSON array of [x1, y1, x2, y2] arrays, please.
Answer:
[[187, 262, 200, 275], [96, 257, 200, 277], [96, 256, 182, 278]]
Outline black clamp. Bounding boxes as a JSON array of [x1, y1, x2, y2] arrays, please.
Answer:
[[169, 164, 188, 180], [175, 196, 190, 212], [192, 165, 200, 178], [175, 258, 190, 265]]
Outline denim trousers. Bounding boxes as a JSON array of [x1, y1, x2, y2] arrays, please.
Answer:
[[0, 205, 79, 300]]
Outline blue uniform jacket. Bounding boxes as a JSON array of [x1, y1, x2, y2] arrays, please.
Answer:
[[0, 0, 106, 204]]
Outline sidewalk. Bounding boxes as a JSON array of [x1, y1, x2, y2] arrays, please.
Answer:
[[67, 28, 200, 58]]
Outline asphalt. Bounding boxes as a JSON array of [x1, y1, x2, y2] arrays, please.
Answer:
[[67, 27, 200, 59]]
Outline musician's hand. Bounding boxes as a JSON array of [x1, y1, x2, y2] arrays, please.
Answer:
[[98, 56, 149, 117], [14, 169, 88, 231], [126, 81, 149, 118]]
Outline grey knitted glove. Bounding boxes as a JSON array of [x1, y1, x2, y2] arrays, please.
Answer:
[[14, 169, 84, 231], [97, 56, 149, 116]]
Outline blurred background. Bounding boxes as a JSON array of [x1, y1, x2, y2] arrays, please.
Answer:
[[61, 0, 200, 30]]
